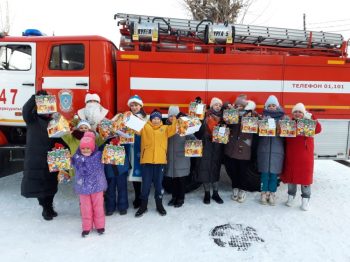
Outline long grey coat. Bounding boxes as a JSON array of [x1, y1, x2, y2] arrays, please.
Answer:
[[257, 136, 285, 174], [166, 134, 191, 178]]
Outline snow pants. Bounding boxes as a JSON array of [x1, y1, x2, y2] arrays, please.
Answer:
[[105, 172, 129, 213], [140, 164, 165, 201], [79, 192, 105, 231]]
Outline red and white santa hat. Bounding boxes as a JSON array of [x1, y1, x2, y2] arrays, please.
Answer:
[[85, 93, 101, 103]]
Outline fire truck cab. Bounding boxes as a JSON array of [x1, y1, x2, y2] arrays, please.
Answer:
[[0, 14, 350, 178]]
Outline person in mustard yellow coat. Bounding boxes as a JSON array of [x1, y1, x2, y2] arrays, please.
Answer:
[[135, 109, 177, 217]]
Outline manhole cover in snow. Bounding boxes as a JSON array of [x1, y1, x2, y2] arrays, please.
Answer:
[[210, 223, 264, 251]]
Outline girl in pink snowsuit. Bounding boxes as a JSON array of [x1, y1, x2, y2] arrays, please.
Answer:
[[72, 132, 107, 237]]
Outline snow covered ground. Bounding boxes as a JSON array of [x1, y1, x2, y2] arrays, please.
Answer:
[[1, 160, 350, 262]]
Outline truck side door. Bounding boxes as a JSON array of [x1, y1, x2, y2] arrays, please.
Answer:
[[41, 41, 90, 119], [0, 43, 36, 126]]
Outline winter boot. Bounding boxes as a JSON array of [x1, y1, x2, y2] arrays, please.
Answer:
[[119, 210, 127, 215], [168, 198, 176, 206], [42, 206, 53, 221], [156, 199, 167, 216], [47, 204, 58, 217], [268, 192, 276, 206], [81, 230, 90, 238], [231, 188, 239, 201], [301, 198, 310, 211], [212, 190, 224, 204], [285, 195, 295, 207], [174, 199, 184, 208], [260, 192, 268, 205], [203, 191, 211, 204], [97, 228, 105, 235], [237, 190, 247, 203], [135, 200, 148, 217]]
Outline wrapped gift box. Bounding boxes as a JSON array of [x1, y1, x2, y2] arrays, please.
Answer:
[[188, 102, 206, 120], [223, 108, 239, 124], [241, 117, 258, 134], [258, 119, 276, 137], [279, 120, 297, 137], [177, 116, 202, 136], [297, 119, 317, 137], [47, 115, 70, 138], [98, 119, 114, 140], [35, 95, 57, 114], [47, 148, 71, 172], [102, 144, 125, 165], [185, 140, 203, 157], [212, 126, 230, 144]]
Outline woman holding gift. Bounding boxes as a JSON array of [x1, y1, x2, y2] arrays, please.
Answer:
[[257, 95, 286, 206], [165, 106, 193, 208], [195, 97, 225, 205], [21, 90, 64, 221], [127, 95, 148, 209], [135, 109, 177, 217], [224, 96, 258, 203], [280, 103, 322, 211], [72, 131, 107, 237]]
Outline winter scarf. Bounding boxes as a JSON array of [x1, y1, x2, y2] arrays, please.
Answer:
[[262, 107, 285, 121]]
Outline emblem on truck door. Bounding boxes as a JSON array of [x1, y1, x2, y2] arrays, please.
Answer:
[[58, 90, 73, 112]]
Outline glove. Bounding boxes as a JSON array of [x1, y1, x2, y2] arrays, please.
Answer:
[[304, 111, 312, 119], [36, 90, 48, 96]]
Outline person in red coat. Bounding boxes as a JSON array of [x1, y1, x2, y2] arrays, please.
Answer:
[[280, 103, 322, 211]]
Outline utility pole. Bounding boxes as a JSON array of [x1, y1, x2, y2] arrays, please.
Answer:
[[303, 13, 306, 31]]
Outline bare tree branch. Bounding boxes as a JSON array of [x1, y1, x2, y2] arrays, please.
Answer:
[[0, 0, 10, 35]]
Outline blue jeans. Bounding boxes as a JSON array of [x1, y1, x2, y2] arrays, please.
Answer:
[[261, 172, 278, 193], [140, 164, 165, 201], [105, 172, 129, 212]]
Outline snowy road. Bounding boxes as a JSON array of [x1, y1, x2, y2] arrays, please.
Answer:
[[1, 160, 350, 262]]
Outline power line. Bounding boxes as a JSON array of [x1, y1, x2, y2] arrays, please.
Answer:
[[308, 18, 350, 25]]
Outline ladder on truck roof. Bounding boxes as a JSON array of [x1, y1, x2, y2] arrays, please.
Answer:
[[115, 13, 344, 49]]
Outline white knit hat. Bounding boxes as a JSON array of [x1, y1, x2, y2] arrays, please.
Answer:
[[85, 93, 100, 103], [244, 100, 256, 111], [264, 95, 280, 109], [127, 95, 143, 107], [210, 97, 223, 108], [168, 105, 180, 116], [292, 103, 306, 114], [76, 119, 91, 129]]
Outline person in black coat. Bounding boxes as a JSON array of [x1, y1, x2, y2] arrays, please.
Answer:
[[21, 90, 61, 221]]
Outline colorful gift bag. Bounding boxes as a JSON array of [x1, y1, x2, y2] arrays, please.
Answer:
[[223, 108, 239, 124], [47, 148, 71, 172], [47, 115, 70, 138], [188, 102, 206, 120], [241, 117, 258, 133], [212, 126, 230, 144], [297, 119, 317, 137], [184, 140, 203, 157], [279, 120, 297, 137], [35, 95, 57, 114], [98, 119, 114, 140], [177, 116, 202, 136], [258, 119, 276, 137], [102, 144, 125, 165], [119, 134, 135, 144]]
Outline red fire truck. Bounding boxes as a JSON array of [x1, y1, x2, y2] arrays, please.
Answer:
[[0, 13, 349, 177]]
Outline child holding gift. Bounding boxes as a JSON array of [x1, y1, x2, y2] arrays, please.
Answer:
[[127, 95, 148, 209], [135, 109, 177, 217], [195, 97, 225, 205], [72, 132, 107, 237], [257, 95, 286, 206], [165, 106, 193, 208], [280, 103, 322, 211]]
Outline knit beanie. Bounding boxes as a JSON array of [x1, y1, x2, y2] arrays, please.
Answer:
[[244, 100, 256, 111], [79, 136, 95, 152], [127, 95, 143, 107], [83, 131, 96, 139], [210, 97, 223, 108], [168, 105, 180, 116], [150, 110, 162, 121], [234, 96, 248, 107], [76, 120, 91, 129], [264, 95, 280, 109], [292, 103, 306, 114]]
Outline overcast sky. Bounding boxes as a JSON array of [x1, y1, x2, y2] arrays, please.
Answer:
[[3, 0, 350, 45]]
